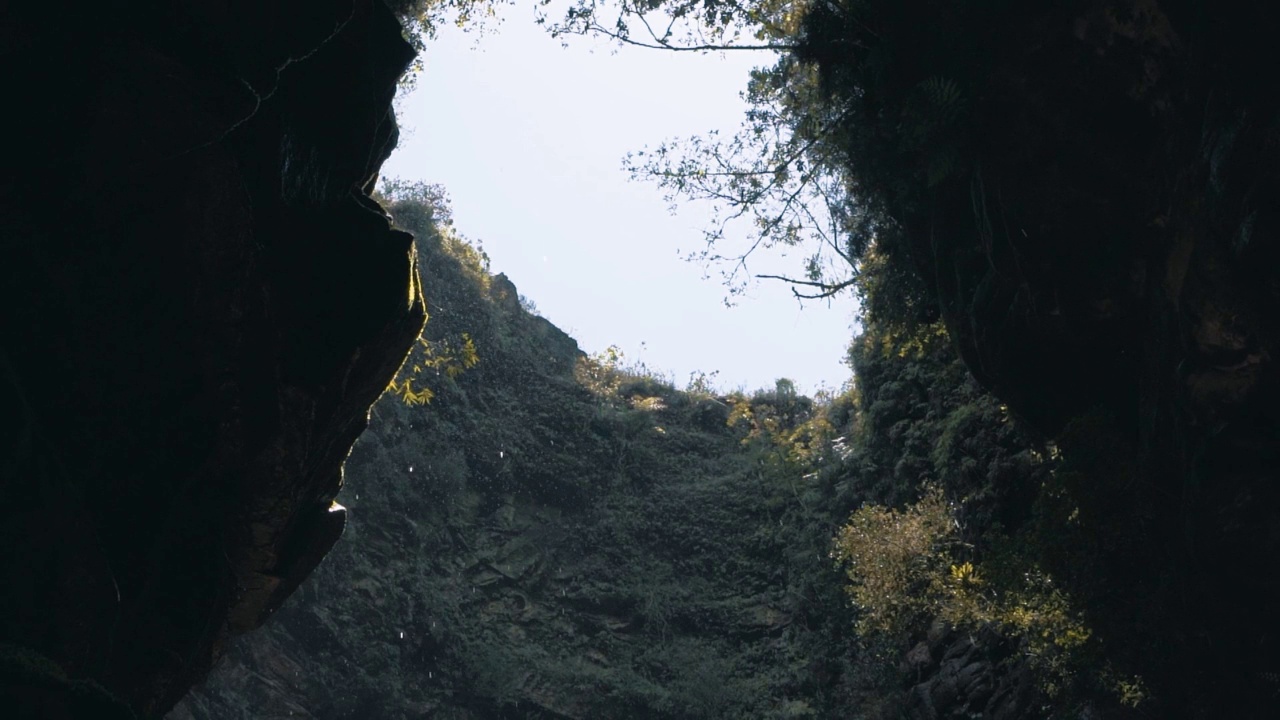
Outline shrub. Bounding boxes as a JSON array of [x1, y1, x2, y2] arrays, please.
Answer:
[[832, 488, 1096, 697], [831, 487, 954, 637]]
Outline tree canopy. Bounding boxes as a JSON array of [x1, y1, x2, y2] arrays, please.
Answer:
[[386, 0, 893, 301], [532, 0, 951, 309], [541, 0, 878, 301]]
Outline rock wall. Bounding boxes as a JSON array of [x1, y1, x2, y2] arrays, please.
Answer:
[[1, 2, 423, 716], [813, 2, 1280, 714]]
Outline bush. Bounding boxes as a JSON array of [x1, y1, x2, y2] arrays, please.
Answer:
[[832, 487, 1098, 700]]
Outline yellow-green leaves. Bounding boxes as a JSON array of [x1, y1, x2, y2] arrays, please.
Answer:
[[832, 487, 1098, 699], [388, 333, 480, 406], [575, 345, 627, 399], [831, 486, 954, 636]]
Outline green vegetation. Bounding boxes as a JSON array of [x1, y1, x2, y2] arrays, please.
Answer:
[[386, 2, 1013, 306], [185, 175, 1147, 718], [378, 181, 484, 406], [295, 189, 869, 717]]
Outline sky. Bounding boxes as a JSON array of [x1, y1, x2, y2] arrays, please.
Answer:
[[381, 6, 858, 396]]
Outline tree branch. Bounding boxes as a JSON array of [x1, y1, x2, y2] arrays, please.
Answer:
[[561, 20, 796, 52], [755, 273, 857, 299]]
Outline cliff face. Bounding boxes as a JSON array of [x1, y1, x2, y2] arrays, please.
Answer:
[[171, 204, 859, 719], [921, 10, 1280, 715], [173, 198, 1073, 719], [1, 2, 423, 716]]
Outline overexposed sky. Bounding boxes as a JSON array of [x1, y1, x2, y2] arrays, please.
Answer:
[[382, 6, 857, 395]]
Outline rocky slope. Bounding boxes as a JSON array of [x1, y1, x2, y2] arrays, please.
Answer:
[[172, 199, 849, 719], [173, 194, 1068, 719], [1, 2, 422, 716]]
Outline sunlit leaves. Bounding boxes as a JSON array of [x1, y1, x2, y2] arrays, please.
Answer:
[[831, 485, 1098, 696], [575, 344, 628, 398], [831, 486, 954, 636], [377, 179, 485, 406], [389, 333, 480, 405]]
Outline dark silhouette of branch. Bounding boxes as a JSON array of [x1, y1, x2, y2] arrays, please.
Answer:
[[557, 19, 797, 52], [755, 274, 857, 299]]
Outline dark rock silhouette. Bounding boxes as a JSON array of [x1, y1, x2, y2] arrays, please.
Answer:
[[893, 6, 1280, 715], [0, 1, 423, 716]]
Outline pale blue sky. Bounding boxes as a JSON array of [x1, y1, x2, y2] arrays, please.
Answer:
[[382, 7, 857, 395]]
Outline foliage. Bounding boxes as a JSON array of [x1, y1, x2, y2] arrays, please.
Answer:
[[724, 379, 839, 472], [385, 0, 969, 302], [824, 258, 1167, 712], [539, 0, 1008, 313], [683, 369, 721, 398], [830, 487, 953, 637], [203, 163, 1142, 718], [832, 486, 1095, 690], [388, 333, 479, 405], [375, 177, 453, 222], [535, 0, 896, 300], [387, 165, 1143, 715], [517, 292, 540, 316], [542, 0, 805, 52], [281, 5, 1262, 716], [574, 344, 678, 403], [378, 179, 487, 405], [574, 344, 628, 399], [302, 220, 857, 717], [625, 55, 872, 300]]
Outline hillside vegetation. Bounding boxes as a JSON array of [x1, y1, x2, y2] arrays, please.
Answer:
[[173, 186, 1149, 719]]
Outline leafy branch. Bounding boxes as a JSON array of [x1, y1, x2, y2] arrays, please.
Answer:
[[540, 0, 802, 52]]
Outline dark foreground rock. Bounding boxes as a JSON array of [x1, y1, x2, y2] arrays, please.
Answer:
[[794, 2, 1280, 715], [0, 2, 423, 716]]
